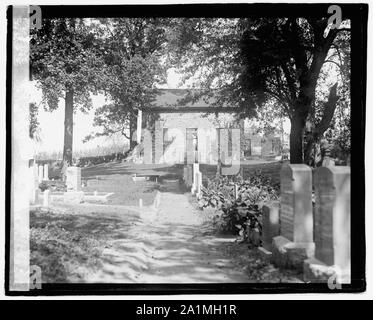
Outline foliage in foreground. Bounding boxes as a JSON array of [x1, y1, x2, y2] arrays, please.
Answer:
[[197, 173, 279, 246], [30, 210, 104, 283]]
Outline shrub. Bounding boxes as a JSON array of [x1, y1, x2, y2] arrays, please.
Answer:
[[76, 152, 127, 167], [198, 172, 279, 246], [39, 180, 66, 192]]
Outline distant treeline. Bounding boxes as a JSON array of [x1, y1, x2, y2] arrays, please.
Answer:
[[76, 151, 131, 167]]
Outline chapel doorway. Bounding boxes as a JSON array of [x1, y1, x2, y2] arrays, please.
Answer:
[[186, 128, 198, 163]]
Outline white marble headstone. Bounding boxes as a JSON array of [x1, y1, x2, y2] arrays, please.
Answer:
[[66, 166, 82, 192]]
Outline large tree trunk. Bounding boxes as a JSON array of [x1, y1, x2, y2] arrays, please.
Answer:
[[129, 113, 138, 150], [303, 83, 338, 166], [289, 113, 305, 164], [63, 90, 74, 166]]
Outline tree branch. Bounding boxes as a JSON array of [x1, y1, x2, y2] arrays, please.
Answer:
[[281, 61, 297, 101], [314, 82, 339, 137]]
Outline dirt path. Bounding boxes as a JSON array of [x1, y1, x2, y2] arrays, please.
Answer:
[[85, 191, 251, 283]]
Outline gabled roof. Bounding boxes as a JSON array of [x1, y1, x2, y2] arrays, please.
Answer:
[[148, 89, 240, 113]]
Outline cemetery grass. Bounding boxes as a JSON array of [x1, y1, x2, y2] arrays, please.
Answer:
[[30, 206, 138, 283], [79, 160, 283, 207], [81, 162, 182, 206]]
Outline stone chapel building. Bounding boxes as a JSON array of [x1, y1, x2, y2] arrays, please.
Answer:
[[137, 89, 284, 164]]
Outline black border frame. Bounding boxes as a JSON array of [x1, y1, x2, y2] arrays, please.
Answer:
[[5, 3, 367, 296]]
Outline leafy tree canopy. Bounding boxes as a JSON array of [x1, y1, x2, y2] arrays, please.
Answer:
[[30, 18, 104, 113], [168, 17, 351, 164], [84, 18, 172, 144]]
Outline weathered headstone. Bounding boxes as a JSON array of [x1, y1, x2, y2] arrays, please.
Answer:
[[43, 164, 49, 181], [257, 201, 280, 260], [33, 163, 39, 185], [66, 166, 82, 192], [304, 166, 351, 283], [64, 166, 84, 204], [250, 135, 262, 157], [221, 128, 240, 175], [193, 163, 199, 176], [261, 201, 280, 250], [261, 137, 272, 157], [42, 190, 50, 207], [322, 156, 335, 167], [191, 163, 200, 194], [195, 171, 202, 197], [38, 165, 43, 183], [271, 164, 314, 270], [279, 164, 313, 243]]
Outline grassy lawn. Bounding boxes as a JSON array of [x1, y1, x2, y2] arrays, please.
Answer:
[[42, 160, 282, 206], [81, 163, 170, 206], [79, 161, 283, 204], [30, 206, 140, 283]]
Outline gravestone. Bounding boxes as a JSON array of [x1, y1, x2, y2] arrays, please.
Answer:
[[64, 166, 84, 204], [191, 163, 200, 194], [43, 164, 49, 181], [250, 135, 262, 157], [322, 156, 335, 167], [271, 164, 314, 270], [261, 201, 280, 250], [261, 138, 272, 157], [38, 165, 43, 183], [258, 201, 280, 261], [304, 166, 351, 283], [195, 171, 202, 197], [279, 164, 313, 243], [66, 166, 82, 192], [221, 128, 241, 175], [43, 190, 50, 207]]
